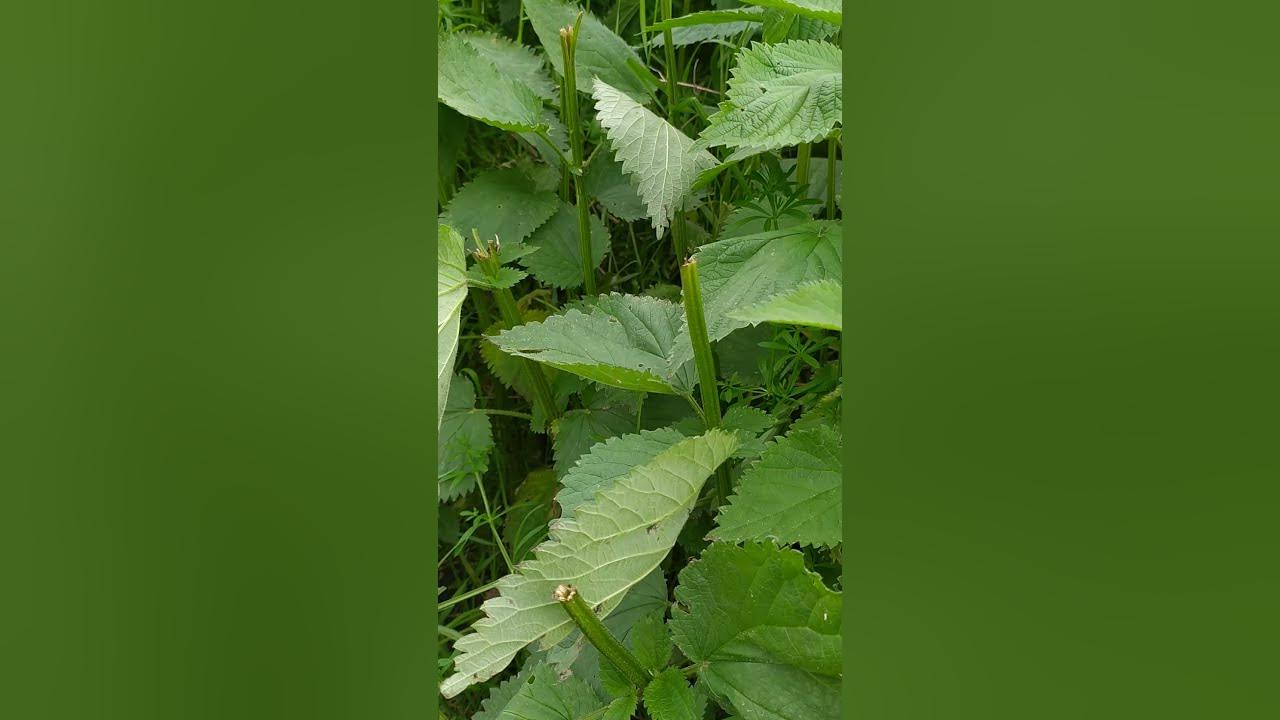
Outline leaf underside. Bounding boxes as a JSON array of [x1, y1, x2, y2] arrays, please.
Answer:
[[593, 79, 718, 237], [440, 430, 740, 698], [730, 278, 842, 331], [437, 225, 467, 430]]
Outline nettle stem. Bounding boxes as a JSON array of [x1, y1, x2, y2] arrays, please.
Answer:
[[796, 141, 812, 191], [559, 17, 598, 296], [680, 258, 732, 503], [826, 133, 839, 219], [473, 241, 561, 422], [555, 585, 650, 689]]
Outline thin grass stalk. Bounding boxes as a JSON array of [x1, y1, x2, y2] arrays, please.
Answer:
[[559, 16, 597, 295]]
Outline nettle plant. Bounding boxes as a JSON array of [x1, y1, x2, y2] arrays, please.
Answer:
[[437, 0, 841, 718]]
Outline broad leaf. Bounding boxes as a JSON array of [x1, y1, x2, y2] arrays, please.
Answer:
[[441, 168, 560, 248], [438, 225, 467, 429], [480, 311, 580, 433], [711, 425, 842, 547], [671, 221, 841, 369], [437, 33, 549, 133], [438, 378, 493, 503], [519, 202, 612, 290], [730, 279, 842, 331], [524, 0, 656, 101], [456, 32, 558, 101], [471, 662, 537, 720], [593, 80, 718, 237], [643, 668, 706, 720], [739, 0, 841, 25], [648, 8, 765, 48], [491, 293, 694, 395], [699, 40, 841, 156], [440, 430, 740, 697], [556, 427, 687, 518], [669, 542, 842, 720], [584, 152, 647, 222], [760, 9, 839, 43], [491, 664, 605, 720], [629, 614, 674, 673]]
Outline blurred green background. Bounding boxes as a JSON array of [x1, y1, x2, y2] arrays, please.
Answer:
[[845, 1, 1280, 717]]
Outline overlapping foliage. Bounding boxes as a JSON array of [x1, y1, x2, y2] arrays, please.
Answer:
[[438, 1, 842, 717]]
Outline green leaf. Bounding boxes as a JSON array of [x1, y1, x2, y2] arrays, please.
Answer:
[[440, 430, 739, 697], [551, 386, 644, 478], [438, 225, 467, 430], [648, 8, 765, 48], [441, 168, 560, 248], [467, 265, 529, 290], [519, 202, 612, 290], [671, 222, 841, 369], [643, 668, 706, 720], [480, 311, 579, 433], [730, 279, 842, 331], [438, 378, 493, 503], [669, 542, 842, 720], [584, 152, 647, 222], [629, 614, 673, 673], [491, 294, 694, 395], [456, 32, 558, 101], [555, 427, 687, 518], [471, 662, 538, 720], [492, 664, 605, 720], [739, 0, 841, 25], [504, 469, 560, 564], [603, 695, 639, 720], [711, 425, 841, 547], [437, 33, 549, 133], [523, 0, 655, 101], [593, 80, 718, 237], [699, 40, 841, 156], [760, 9, 838, 43]]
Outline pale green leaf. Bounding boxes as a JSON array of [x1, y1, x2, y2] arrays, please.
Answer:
[[440, 430, 739, 697], [740, 0, 841, 25], [699, 40, 841, 155], [711, 425, 841, 547], [480, 311, 579, 433], [669, 542, 842, 720], [519, 202, 612, 290], [643, 668, 705, 720], [730, 279, 842, 331], [524, 0, 656, 101], [593, 80, 718, 237], [760, 9, 839, 43], [437, 33, 549, 133], [671, 221, 841, 369], [556, 427, 687, 518], [492, 664, 605, 720], [491, 293, 694, 395], [438, 225, 467, 430], [441, 168, 560, 248], [648, 8, 765, 48], [438, 378, 493, 503]]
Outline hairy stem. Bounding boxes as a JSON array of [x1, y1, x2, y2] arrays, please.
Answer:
[[560, 16, 597, 295], [680, 258, 731, 503], [826, 134, 838, 219], [473, 242, 561, 422], [555, 585, 651, 689]]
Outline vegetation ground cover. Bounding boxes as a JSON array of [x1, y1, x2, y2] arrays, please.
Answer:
[[437, 1, 842, 717]]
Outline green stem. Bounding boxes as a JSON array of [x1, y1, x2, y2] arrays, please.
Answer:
[[560, 17, 597, 295], [680, 259, 731, 503], [473, 243, 561, 422], [796, 141, 812, 190], [516, 0, 525, 42], [661, 0, 679, 115], [475, 476, 515, 572], [671, 212, 687, 263], [438, 578, 502, 611], [555, 585, 651, 689], [826, 134, 838, 219]]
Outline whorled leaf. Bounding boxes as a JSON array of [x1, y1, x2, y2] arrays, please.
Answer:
[[711, 424, 842, 547], [437, 33, 549, 133], [491, 293, 695, 395], [438, 225, 467, 430], [440, 430, 740, 697], [523, 0, 656, 101], [669, 542, 842, 720], [670, 221, 841, 369], [699, 40, 841, 157], [730, 279, 842, 331], [593, 80, 718, 237]]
